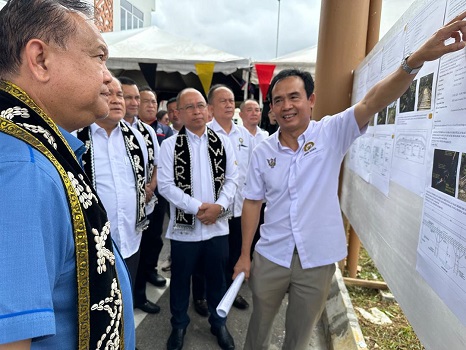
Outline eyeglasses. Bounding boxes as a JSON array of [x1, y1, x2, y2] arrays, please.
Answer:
[[178, 103, 207, 113]]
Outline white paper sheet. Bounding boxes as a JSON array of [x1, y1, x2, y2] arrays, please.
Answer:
[[216, 272, 245, 318]]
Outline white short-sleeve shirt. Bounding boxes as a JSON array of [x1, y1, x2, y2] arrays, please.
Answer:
[[242, 106, 365, 269], [249, 126, 269, 150]]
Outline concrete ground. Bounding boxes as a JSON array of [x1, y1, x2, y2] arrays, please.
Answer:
[[135, 274, 328, 350], [134, 226, 329, 350]]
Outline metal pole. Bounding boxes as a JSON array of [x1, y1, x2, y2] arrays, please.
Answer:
[[275, 0, 281, 58]]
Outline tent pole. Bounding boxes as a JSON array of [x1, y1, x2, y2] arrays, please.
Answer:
[[243, 69, 249, 101]]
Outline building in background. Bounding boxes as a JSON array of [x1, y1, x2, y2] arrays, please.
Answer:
[[0, 0, 155, 31], [94, 0, 155, 32]]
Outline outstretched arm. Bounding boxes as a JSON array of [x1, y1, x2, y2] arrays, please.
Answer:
[[354, 12, 466, 128]]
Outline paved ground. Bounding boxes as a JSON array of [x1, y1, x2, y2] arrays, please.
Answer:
[[134, 216, 329, 350]]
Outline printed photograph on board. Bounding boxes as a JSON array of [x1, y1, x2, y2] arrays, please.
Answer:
[[431, 149, 459, 197], [387, 101, 397, 124], [417, 73, 434, 111], [377, 107, 387, 125], [457, 153, 466, 202], [399, 79, 417, 113]]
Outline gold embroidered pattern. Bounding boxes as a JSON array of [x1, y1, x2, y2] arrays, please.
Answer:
[[0, 81, 125, 349], [0, 118, 91, 349], [0, 81, 77, 161]]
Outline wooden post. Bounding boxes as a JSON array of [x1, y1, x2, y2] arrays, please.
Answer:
[[314, 1, 373, 276], [367, 0, 382, 53], [347, 225, 361, 278], [313, 0, 369, 120], [345, 0, 382, 277], [344, 277, 388, 290]]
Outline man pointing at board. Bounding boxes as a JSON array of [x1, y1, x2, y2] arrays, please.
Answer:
[[234, 12, 466, 350]]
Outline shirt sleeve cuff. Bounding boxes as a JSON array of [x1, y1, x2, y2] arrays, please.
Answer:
[[0, 309, 55, 344], [186, 198, 202, 215]]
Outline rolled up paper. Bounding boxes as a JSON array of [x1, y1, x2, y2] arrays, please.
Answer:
[[216, 272, 245, 317]]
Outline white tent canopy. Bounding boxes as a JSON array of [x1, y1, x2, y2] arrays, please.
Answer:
[[269, 45, 317, 71], [102, 26, 250, 75]]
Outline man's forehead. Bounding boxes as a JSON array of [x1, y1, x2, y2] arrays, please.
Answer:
[[213, 87, 233, 99], [140, 91, 156, 98], [77, 13, 108, 50], [272, 76, 305, 95], [245, 101, 259, 108], [122, 84, 139, 94], [108, 79, 122, 91], [181, 91, 204, 103]]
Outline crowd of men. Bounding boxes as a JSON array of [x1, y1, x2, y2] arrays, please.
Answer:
[[2, 1, 466, 350]]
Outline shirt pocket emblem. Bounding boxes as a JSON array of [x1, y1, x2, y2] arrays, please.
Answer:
[[303, 141, 314, 152], [267, 157, 276, 168]]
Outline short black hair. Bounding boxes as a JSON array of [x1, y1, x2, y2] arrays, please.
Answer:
[[156, 110, 167, 121], [118, 76, 138, 86], [0, 0, 93, 78], [167, 97, 177, 106], [268, 69, 314, 102], [139, 85, 153, 93]]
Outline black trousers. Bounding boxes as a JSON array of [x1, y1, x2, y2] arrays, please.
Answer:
[[226, 216, 242, 288], [133, 196, 167, 304], [124, 248, 141, 293], [170, 235, 228, 330], [191, 259, 206, 301]]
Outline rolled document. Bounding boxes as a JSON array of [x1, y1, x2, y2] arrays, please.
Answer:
[[216, 272, 245, 317]]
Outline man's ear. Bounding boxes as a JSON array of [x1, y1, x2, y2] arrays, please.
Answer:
[[23, 39, 51, 83]]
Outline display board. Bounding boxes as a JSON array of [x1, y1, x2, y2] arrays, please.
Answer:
[[341, 0, 466, 348]]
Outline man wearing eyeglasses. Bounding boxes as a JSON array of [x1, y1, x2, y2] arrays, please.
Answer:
[[158, 88, 238, 350], [207, 85, 253, 311]]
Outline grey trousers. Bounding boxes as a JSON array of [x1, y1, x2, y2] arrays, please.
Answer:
[[244, 251, 336, 350]]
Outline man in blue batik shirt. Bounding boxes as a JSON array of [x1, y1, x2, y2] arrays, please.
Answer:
[[0, 1, 135, 349]]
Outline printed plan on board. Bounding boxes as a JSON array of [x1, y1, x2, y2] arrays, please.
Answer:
[[416, 0, 466, 326], [349, 0, 466, 325]]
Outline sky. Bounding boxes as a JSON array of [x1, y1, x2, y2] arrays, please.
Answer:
[[152, 0, 416, 61]]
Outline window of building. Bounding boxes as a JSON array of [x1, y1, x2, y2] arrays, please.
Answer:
[[120, 0, 144, 30]]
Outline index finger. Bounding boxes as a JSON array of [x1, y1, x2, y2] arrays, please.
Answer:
[[446, 11, 466, 26], [436, 19, 466, 42]]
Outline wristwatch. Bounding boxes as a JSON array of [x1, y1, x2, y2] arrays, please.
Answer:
[[401, 54, 423, 75]]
